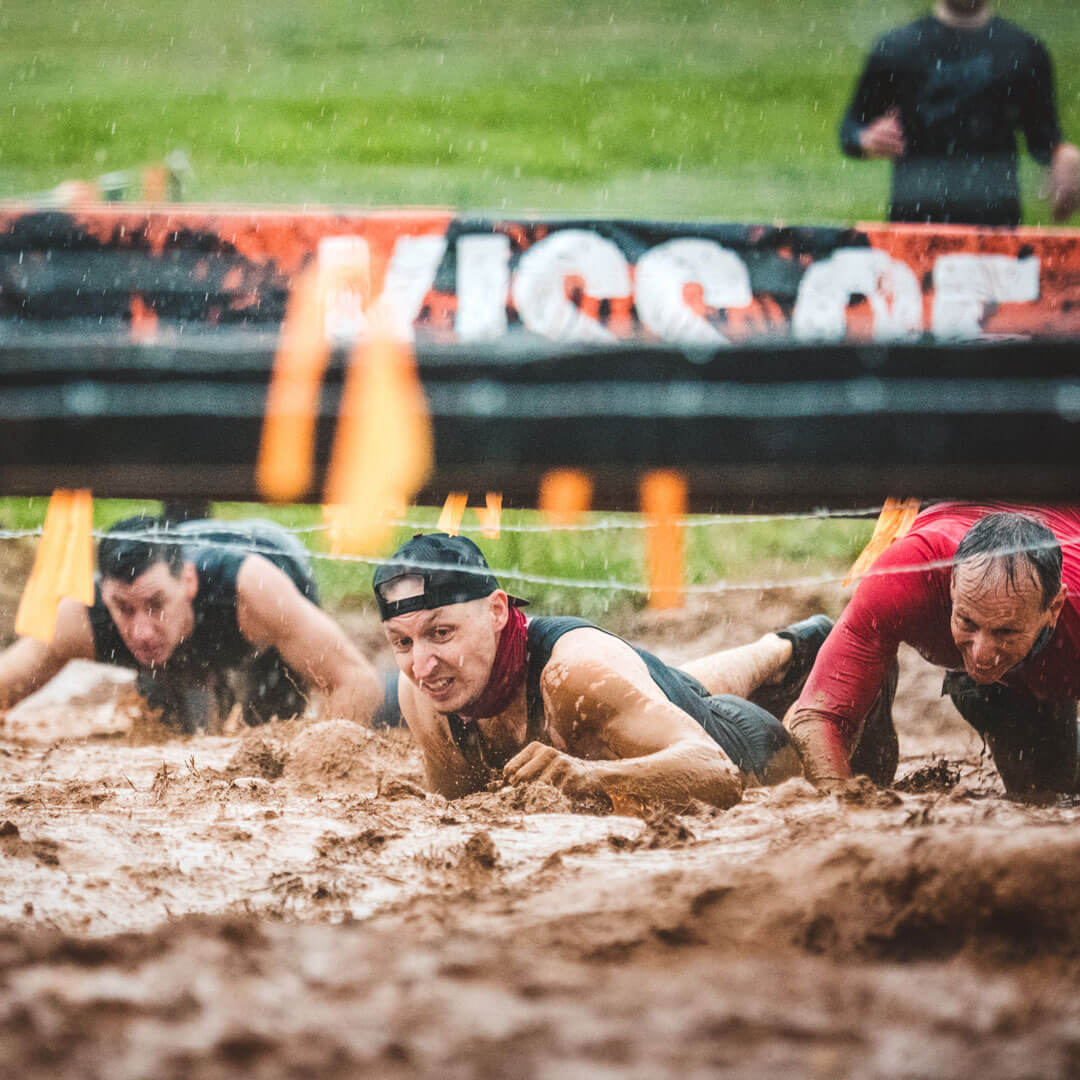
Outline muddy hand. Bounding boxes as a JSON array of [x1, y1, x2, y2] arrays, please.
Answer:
[[503, 741, 600, 797]]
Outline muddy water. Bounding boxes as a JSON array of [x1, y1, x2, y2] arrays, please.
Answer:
[[2, 597, 1080, 1078]]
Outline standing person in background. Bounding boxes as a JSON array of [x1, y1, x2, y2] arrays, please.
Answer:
[[839, 0, 1080, 225]]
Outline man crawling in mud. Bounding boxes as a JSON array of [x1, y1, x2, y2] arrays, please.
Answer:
[[375, 532, 831, 809], [791, 505, 1080, 794], [0, 516, 386, 732]]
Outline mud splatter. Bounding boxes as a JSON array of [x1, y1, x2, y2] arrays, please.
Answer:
[[0, 599, 1075, 1078]]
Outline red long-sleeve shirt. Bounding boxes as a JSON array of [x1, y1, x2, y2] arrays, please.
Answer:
[[795, 502, 1080, 759]]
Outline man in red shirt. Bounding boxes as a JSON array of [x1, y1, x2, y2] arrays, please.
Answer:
[[790, 504, 1080, 793]]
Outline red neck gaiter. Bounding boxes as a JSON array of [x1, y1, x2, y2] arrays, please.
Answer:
[[459, 606, 528, 720]]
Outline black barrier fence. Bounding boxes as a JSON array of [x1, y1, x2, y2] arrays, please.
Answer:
[[2, 336, 1079, 510]]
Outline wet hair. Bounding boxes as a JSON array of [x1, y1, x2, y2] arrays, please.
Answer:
[[953, 512, 1063, 610], [97, 515, 185, 583]]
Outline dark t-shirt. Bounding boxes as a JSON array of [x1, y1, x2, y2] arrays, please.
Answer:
[[839, 16, 1063, 225]]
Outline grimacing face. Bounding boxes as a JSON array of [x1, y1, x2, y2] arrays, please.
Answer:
[[382, 577, 509, 714], [949, 558, 1066, 686], [100, 561, 198, 668]]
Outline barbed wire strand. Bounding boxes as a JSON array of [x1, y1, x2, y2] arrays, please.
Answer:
[[0, 516, 1075, 597], [0, 505, 883, 542]]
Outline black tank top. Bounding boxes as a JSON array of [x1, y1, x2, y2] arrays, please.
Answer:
[[446, 615, 716, 777], [525, 616, 716, 730], [89, 521, 316, 678]]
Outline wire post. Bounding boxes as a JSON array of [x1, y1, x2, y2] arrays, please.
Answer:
[[641, 470, 687, 611], [437, 493, 469, 536]]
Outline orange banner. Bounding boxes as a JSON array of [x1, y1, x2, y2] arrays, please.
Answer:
[[1, 207, 1078, 344]]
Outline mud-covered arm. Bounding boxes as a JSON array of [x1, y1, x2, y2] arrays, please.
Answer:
[[505, 633, 745, 809], [235, 556, 382, 725], [0, 598, 95, 710], [393, 677, 490, 800], [788, 541, 929, 784]]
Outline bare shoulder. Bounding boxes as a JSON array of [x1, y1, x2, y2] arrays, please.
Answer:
[[540, 627, 660, 703], [395, 674, 425, 727], [235, 553, 297, 600], [395, 676, 446, 743], [234, 554, 314, 634]]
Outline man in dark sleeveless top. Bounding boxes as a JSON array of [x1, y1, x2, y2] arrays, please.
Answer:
[[0, 516, 384, 732], [375, 533, 832, 809]]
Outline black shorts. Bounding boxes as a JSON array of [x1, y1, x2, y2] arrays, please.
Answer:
[[698, 695, 798, 785]]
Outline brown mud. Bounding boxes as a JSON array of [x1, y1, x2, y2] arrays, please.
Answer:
[[2, 586, 1079, 1078]]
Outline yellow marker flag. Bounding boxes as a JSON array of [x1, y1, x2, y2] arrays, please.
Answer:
[[15, 490, 94, 642], [323, 301, 433, 555], [256, 263, 332, 503], [481, 493, 502, 539], [437, 493, 469, 536], [843, 497, 921, 587]]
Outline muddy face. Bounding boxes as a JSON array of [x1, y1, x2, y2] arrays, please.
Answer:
[[949, 559, 1064, 685], [100, 561, 198, 668], [382, 581, 508, 713]]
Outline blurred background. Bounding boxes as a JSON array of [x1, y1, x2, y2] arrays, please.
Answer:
[[2, 0, 1075, 222]]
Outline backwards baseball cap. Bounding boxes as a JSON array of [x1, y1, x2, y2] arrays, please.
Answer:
[[373, 533, 529, 621]]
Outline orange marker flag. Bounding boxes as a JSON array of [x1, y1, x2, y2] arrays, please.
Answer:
[[843, 497, 921, 587], [538, 469, 592, 525], [481, 493, 502, 539], [323, 494, 409, 556], [256, 263, 333, 503], [15, 490, 94, 642], [641, 470, 687, 611], [322, 301, 433, 555], [437, 493, 469, 536]]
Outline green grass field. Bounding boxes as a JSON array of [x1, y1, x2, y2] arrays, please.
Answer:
[[2, 0, 1077, 224]]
